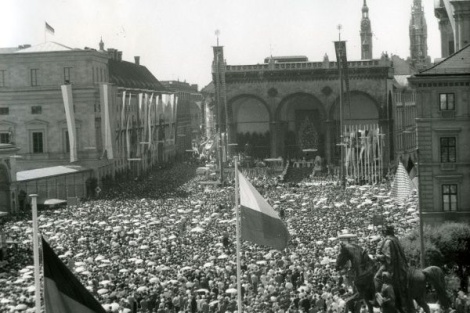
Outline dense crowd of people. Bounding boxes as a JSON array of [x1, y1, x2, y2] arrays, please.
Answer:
[[0, 162, 422, 312]]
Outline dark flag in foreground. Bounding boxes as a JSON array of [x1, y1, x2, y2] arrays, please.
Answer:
[[238, 170, 289, 250], [390, 162, 414, 202], [42, 237, 106, 313]]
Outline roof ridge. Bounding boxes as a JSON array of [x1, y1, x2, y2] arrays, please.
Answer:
[[419, 43, 470, 74]]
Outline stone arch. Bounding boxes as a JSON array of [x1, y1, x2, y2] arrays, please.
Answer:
[[0, 162, 10, 212], [228, 94, 272, 158], [329, 90, 381, 122], [275, 92, 327, 122], [275, 92, 328, 159]]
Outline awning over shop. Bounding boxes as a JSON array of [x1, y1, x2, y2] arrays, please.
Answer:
[[16, 165, 91, 182]]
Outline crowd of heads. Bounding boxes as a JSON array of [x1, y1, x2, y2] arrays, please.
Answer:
[[0, 162, 420, 312]]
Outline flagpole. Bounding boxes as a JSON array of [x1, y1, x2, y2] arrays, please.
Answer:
[[30, 194, 41, 313], [234, 156, 242, 313]]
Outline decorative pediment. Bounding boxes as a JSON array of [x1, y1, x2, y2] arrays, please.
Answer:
[[25, 119, 49, 127], [0, 120, 17, 131]]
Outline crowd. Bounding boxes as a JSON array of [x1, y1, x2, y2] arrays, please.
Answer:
[[0, 162, 422, 313]]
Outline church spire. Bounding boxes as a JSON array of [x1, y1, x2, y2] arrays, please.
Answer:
[[409, 0, 430, 70], [360, 0, 372, 59]]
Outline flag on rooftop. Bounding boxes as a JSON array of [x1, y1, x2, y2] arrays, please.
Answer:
[[238, 170, 289, 250], [42, 237, 106, 313], [390, 162, 414, 202], [45, 22, 55, 34]]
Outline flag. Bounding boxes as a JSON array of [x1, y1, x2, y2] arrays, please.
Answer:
[[407, 158, 418, 190], [390, 162, 414, 202], [42, 237, 106, 313], [238, 170, 289, 250], [45, 22, 55, 34]]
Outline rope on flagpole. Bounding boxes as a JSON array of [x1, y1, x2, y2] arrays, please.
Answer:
[[234, 156, 242, 313]]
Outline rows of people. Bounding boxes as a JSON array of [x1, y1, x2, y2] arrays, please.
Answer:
[[0, 162, 420, 312]]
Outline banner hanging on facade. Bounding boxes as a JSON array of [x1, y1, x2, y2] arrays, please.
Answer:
[[61, 84, 77, 163]]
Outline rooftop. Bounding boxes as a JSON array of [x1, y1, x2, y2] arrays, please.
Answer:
[[417, 43, 470, 76], [17, 41, 74, 53], [108, 59, 167, 91]]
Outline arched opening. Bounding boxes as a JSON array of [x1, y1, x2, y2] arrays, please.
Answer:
[[277, 93, 327, 160], [329, 91, 380, 163], [230, 95, 271, 159]]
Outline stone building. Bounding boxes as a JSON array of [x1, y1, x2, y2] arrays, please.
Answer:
[[211, 46, 395, 173], [434, 0, 470, 58], [160, 81, 203, 158], [409, 44, 470, 224], [392, 55, 419, 167], [0, 40, 177, 213]]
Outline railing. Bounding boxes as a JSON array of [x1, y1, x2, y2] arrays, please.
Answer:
[[224, 59, 386, 72]]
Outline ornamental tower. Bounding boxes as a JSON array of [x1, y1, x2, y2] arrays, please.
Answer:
[[409, 0, 430, 70], [360, 0, 373, 59]]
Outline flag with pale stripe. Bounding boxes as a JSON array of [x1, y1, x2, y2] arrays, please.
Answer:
[[390, 162, 414, 202], [238, 170, 289, 250]]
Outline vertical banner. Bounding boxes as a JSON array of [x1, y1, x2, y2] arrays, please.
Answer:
[[148, 93, 154, 145], [121, 91, 126, 129], [61, 84, 78, 162], [334, 41, 351, 118], [126, 93, 132, 160], [100, 84, 113, 159], [143, 93, 149, 143], [137, 93, 143, 157], [138, 93, 143, 126]]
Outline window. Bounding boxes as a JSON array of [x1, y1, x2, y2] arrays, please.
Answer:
[[0, 132, 9, 143], [442, 184, 457, 211], [440, 137, 456, 163], [32, 132, 44, 153], [30, 69, 38, 86], [64, 67, 72, 84], [64, 130, 70, 153], [439, 93, 455, 110], [0, 107, 9, 115], [31, 106, 42, 114], [0, 70, 5, 87]]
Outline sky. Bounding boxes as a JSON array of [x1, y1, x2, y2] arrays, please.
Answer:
[[1, 0, 441, 89]]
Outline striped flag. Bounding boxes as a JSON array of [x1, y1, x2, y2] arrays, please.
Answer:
[[390, 162, 414, 202], [45, 22, 55, 34], [238, 170, 289, 250], [42, 237, 106, 313]]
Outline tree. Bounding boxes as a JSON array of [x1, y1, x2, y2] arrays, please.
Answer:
[[402, 222, 470, 291], [432, 222, 470, 291]]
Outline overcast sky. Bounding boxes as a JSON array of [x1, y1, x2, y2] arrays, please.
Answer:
[[1, 0, 441, 89]]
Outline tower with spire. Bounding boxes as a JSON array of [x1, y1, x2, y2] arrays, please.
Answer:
[[409, 0, 430, 70], [360, 0, 373, 60]]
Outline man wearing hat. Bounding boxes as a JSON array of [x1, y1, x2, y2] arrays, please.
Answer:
[[374, 225, 411, 313]]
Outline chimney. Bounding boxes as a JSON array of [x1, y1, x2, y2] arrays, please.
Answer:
[[134, 56, 140, 65], [117, 51, 122, 61]]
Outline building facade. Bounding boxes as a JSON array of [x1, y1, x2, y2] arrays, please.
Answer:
[[160, 81, 203, 158], [409, 44, 470, 224], [392, 55, 419, 167], [0, 41, 179, 213], [434, 0, 470, 58], [211, 47, 396, 173]]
